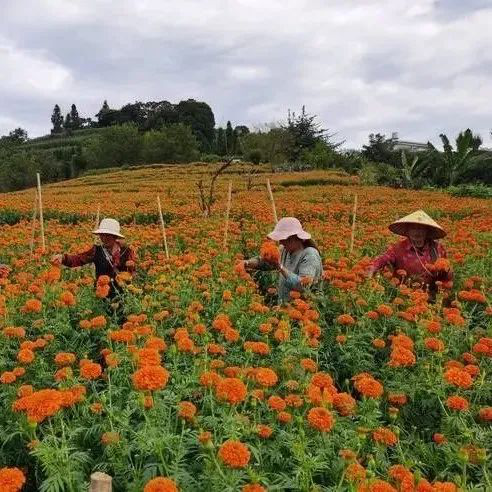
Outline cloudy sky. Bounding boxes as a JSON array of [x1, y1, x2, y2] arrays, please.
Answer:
[[1, 0, 491, 148]]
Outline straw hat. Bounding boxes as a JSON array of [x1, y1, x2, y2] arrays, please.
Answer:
[[389, 210, 446, 239], [267, 217, 311, 241], [93, 218, 124, 238]]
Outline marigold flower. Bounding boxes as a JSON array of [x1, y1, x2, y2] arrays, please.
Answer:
[[101, 431, 120, 445], [446, 395, 469, 411], [387, 393, 407, 406], [199, 371, 221, 387], [372, 338, 385, 349], [218, 440, 250, 468], [337, 314, 355, 325], [267, 395, 286, 411], [242, 484, 266, 492], [345, 463, 366, 482], [300, 358, 317, 372], [132, 365, 170, 391], [444, 367, 473, 389], [377, 304, 393, 317], [2, 326, 25, 338], [277, 410, 292, 423], [60, 291, 76, 306], [137, 348, 161, 367], [372, 427, 398, 446], [260, 241, 280, 265], [54, 352, 76, 367], [307, 407, 335, 432], [388, 347, 416, 367], [366, 311, 379, 320], [424, 337, 445, 352], [0, 467, 26, 492], [255, 367, 278, 387], [90, 402, 103, 414], [357, 479, 397, 491], [17, 348, 35, 364], [80, 361, 102, 380], [256, 424, 273, 439], [333, 392, 357, 416], [311, 371, 333, 389], [23, 298, 42, 313], [0, 371, 16, 384], [433, 433, 447, 445], [198, 431, 212, 444], [178, 401, 197, 420], [215, 377, 247, 404], [353, 374, 383, 398], [478, 407, 492, 421]]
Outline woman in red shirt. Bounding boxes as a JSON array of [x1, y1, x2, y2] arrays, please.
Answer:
[[368, 210, 453, 297]]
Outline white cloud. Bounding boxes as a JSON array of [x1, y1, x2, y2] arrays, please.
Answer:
[[1, 0, 492, 146]]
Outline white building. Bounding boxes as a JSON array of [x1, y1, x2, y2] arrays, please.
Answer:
[[391, 132, 428, 152]]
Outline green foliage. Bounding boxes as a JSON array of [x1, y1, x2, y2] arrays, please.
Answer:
[[142, 124, 200, 163], [200, 154, 221, 163], [358, 162, 401, 187], [361, 133, 399, 166], [51, 105, 64, 134], [447, 183, 492, 198], [84, 123, 143, 168], [247, 149, 262, 165], [242, 127, 293, 166]]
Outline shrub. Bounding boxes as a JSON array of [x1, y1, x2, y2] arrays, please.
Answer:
[[358, 162, 401, 187], [448, 183, 492, 199], [247, 149, 262, 165]]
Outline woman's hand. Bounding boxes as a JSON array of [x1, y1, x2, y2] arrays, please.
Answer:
[[243, 259, 259, 271], [51, 254, 63, 266]]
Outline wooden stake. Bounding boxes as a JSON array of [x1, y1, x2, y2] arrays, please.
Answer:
[[266, 179, 278, 224], [223, 181, 233, 249], [157, 196, 169, 259], [95, 204, 100, 229], [36, 173, 45, 252], [29, 191, 38, 256], [349, 194, 358, 255], [89, 472, 112, 492]]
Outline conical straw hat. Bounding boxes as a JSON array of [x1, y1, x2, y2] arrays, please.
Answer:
[[389, 210, 446, 239]]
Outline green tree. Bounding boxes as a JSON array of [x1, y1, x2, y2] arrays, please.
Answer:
[[175, 99, 215, 151], [427, 129, 486, 186], [361, 133, 398, 164], [95, 100, 113, 127], [69, 104, 81, 129], [64, 112, 72, 130], [216, 128, 227, 156], [399, 150, 428, 188], [225, 121, 234, 154], [51, 104, 64, 134], [142, 124, 200, 163]]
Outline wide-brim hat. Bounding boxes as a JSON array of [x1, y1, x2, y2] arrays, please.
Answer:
[[389, 210, 446, 239], [92, 218, 124, 238], [267, 217, 311, 241]]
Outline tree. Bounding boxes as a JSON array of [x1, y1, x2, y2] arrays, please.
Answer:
[[142, 124, 200, 163], [6, 128, 28, 144], [225, 121, 234, 154], [283, 106, 341, 162], [175, 99, 215, 151], [427, 129, 486, 186], [400, 150, 428, 188], [69, 104, 81, 129], [64, 112, 72, 130], [216, 128, 227, 156], [95, 100, 113, 127], [51, 104, 64, 134], [361, 133, 398, 164]]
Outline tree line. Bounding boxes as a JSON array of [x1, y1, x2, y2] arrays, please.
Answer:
[[0, 99, 491, 194]]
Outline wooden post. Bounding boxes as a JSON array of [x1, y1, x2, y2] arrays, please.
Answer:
[[36, 173, 45, 252], [157, 196, 169, 259], [95, 204, 100, 229], [349, 194, 358, 255], [223, 181, 233, 249], [89, 472, 112, 492], [29, 191, 38, 256], [266, 179, 278, 224]]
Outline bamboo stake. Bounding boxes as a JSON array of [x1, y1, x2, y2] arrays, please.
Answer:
[[266, 179, 278, 224], [157, 196, 169, 259], [223, 181, 233, 249], [95, 204, 100, 229], [89, 472, 112, 492], [349, 194, 358, 255], [36, 173, 45, 252], [29, 191, 38, 256]]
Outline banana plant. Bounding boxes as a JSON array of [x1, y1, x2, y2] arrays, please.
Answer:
[[400, 150, 422, 188]]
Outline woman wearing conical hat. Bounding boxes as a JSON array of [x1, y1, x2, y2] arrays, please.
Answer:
[[242, 217, 323, 304], [368, 210, 453, 295], [52, 218, 136, 299]]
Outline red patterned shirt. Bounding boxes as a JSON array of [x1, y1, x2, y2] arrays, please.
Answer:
[[370, 238, 452, 284]]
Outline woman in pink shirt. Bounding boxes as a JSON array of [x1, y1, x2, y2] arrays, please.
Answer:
[[368, 210, 453, 297]]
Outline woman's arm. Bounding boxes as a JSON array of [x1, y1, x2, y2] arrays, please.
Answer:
[[279, 251, 320, 291], [57, 246, 96, 268], [367, 244, 398, 276]]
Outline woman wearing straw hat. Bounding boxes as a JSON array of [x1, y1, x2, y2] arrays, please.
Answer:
[[52, 218, 136, 299], [367, 210, 453, 297], [242, 217, 323, 304]]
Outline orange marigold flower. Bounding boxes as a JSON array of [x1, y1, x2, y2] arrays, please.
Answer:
[[17, 348, 35, 364], [336, 334, 347, 344], [372, 427, 398, 446], [143, 477, 179, 492], [424, 337, 445, 352], [366, 311, 379, 320], [260, 241, 280, 265], [300, 358, 317, 372], [337, 314, 355, 325], [433, 433, 447, 445], [60, 291, 76, 306], [2, 326, 25, 338], [285, 394, 303, 407], [199, 371, 221, 387], [0, 371, 16, 384], [198, 431, 212, 444], [357, 479, 397, 492], [80, 361, 102, 380], [137, 348, 161, 367], [90, 315, 107, 329], [478, 407, 492, 421], [24, 298, 42, 313], [311, 371, 333, 389], [388, 347, 416, 367], [178, 401, 197, 420], [267, 395, 286, 411], [255, 368, 278, 387], [277, 410, 292, 423], [101, 431, 120, 446], [353, 374, 384, 398], [391, 334, 414, 350], [242, 484, 266, 492], [215, 377, 247, 405], [218, 440, 250, 468], [132, 365, 170, 391], [424, 319, 441, 334], [333, 392, 357, 416], [146, 337, 167, 352], [345, 463, 366, 482], [387, 393, 407, 406], [17, 385, 33, 397], [0, 467, 26, 492], [372, 338, 385, 349], [12, 388, 64, 422], [444, 367, 473, 389], [54, 352, 76, 367], [307, 407, 335, 432], [54, 367, 73, 382], [257, 424, 273, 439], [90, 402, 103, 414], [446, 395, 469, 411], [377, 304, 393, 317]]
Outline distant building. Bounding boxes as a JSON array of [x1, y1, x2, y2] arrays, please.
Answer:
[[391, 132, 428, 152]]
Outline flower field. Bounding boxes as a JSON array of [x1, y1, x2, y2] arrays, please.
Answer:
[[0, 164, 491, 492]]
